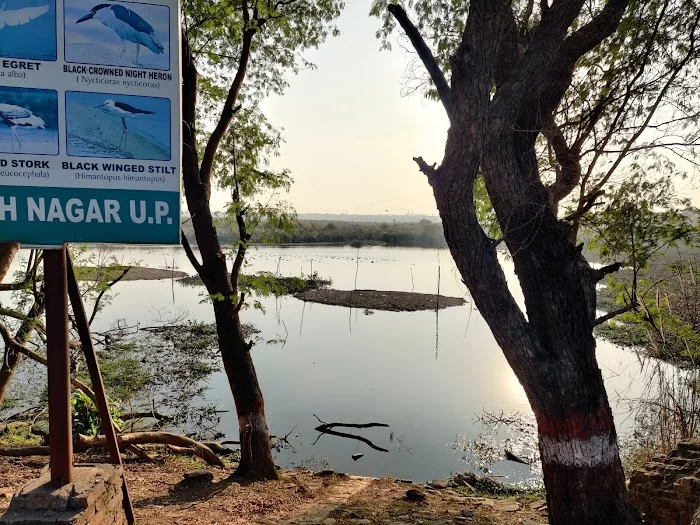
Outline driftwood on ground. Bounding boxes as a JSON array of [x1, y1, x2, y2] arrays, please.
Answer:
[[0, 431, 225, 467]]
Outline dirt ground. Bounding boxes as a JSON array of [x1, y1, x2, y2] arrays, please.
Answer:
[[294, 289, 465, 312], [0, 456, 548, 524]]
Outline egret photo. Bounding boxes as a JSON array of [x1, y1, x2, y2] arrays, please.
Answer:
[[66, 90, 170, 160], [0, 86, 57, 155], [64, 0, 169, 70], [0, 0, 56, 61]]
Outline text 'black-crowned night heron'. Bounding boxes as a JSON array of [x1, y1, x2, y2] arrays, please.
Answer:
[[95, 98, 154, 152], [76, 3, 164, 66], [0, 103, 46, 152]]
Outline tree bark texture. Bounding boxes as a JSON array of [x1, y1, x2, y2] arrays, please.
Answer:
[[394, 1, 641, 523], [0, 243, 19, 283], [0, 297, 45, 404], [180, 29, 278, 480]]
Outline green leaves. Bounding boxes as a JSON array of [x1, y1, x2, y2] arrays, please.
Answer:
[[584, 169, 698, 270]]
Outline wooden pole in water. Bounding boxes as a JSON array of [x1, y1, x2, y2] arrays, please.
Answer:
[[44, 245, 73, 486]]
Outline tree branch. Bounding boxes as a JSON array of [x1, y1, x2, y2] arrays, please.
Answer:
[[593, 262, 623, 282], [412, 156, 438, 185], [88, 266, 131, 326], [181, 231, 204, 276], [199, 24, 255, 196], [0, 321, 97, 403], [594, 304, 635, 326], [387, 4, 454, 120]]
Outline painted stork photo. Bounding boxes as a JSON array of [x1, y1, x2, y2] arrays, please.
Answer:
[[0, 0, 56, 61], [65, 90, 170, 160], [0, 86, 57, 155], [64, 0, 169, 70]]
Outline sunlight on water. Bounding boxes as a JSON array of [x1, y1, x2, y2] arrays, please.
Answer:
[[2, 245, 655, 483]]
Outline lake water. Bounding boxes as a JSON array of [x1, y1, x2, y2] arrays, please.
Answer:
[[3, 245, 654, 485]]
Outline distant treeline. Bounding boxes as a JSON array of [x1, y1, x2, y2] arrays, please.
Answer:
[[182, 219, 447, 248]]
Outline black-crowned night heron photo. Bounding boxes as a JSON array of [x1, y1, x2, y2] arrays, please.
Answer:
[[76, 3, 164, 66]]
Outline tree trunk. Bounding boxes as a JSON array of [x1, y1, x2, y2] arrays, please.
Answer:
[[0, 242, 19, 283], [0, 297, 45, 404], [213, 301, 278, 479], [180, 28, 278, 480]]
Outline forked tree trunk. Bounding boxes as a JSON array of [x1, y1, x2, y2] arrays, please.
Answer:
[[180, 32, 278, 481], [432, 137, 641, 522]]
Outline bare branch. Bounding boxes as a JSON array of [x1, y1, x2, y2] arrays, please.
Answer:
[[594, 304, 635, 326], [387, 4, 454, 120], [181, 231, 204, 276], [199, 25, 255, 195]]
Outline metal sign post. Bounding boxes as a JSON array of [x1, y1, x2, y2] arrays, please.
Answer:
[[43, 245, 73, 486]]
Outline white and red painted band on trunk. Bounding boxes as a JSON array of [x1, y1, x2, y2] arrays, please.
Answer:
[[535, 406, 619, 467], [539, 431, 619, 467]]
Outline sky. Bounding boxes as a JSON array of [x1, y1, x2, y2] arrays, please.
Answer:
[[209, 0, 449, 216], [210, 0, 700, 216]]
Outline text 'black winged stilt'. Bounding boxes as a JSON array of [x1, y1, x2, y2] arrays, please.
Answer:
[[0, 103, 46, 153], [76, 3, 164, 66], [95, 99, 154, 152]]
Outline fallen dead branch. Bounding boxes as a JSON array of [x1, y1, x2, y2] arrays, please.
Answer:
[[76, 432, 225, 467], [0, 432, 225, 467], [312, 414, 390, 452]]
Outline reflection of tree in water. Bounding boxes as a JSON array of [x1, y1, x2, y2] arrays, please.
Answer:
[[89, 320, 261, 440], [452, 410, 542, 489]]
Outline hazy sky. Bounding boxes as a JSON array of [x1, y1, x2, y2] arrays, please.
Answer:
[[210, 0, 700, 216], [209, 0, 449, 215]]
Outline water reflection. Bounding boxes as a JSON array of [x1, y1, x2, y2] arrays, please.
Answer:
[[3, 245, 654, 484]]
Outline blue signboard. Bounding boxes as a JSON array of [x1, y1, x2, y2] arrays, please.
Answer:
[[0, 0, 180, 244]]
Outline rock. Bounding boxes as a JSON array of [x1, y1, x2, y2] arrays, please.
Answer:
[[528, 498, 546, 510], [398, 479, 413, 484], [321, 519, 337, 525], [459, 510, 474, 518], [405, 488, 427, 502], [351, 453, 364, 461], [183, 470, 213, 482], [521, 521, 546, 525], [315, 469, 335, 477], [454, 518, 469, 523], [492, 500, 520, 512], [349, 520, 371, 525], [429, 479, 449, 489]]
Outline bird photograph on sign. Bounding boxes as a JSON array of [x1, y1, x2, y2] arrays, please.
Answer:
[[65, 90, 170, 160], [0, 85, 57, 155], [0, 0, 56, 61], [63, 0, 169, 70]]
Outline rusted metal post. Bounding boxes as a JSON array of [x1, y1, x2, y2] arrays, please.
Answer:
[[44, 245, 73, 486], [65, 252, 135, 524]]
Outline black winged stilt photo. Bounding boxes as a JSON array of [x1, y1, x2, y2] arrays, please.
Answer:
[[64, 0, 169, 70], [66, 91, 170, 160], [0, 0, 56, 61], [95, 99, 154, 152], [0, 86, 57, 154]]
